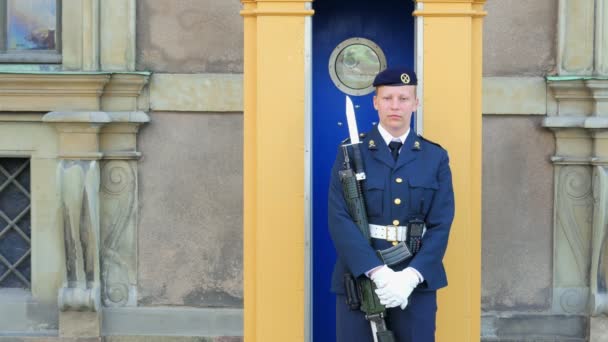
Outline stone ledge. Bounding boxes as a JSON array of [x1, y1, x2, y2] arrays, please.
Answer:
[[102, 307, 243, 337], [482, 313, 587, 341], [0, 289, 58, 333]]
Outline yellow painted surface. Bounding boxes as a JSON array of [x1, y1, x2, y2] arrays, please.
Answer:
[[243, 0, 483, 340], [415, 1, 484, 341], [241, 1, 313, 341]]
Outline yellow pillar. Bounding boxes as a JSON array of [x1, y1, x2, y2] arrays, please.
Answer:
[[241, 1, 313, 341], [414, 1, 485, 341]]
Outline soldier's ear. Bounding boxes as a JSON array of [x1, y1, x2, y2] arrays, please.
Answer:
[[373, 96, 378, 110]]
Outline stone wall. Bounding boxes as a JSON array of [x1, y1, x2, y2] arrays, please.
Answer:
[[135, 0, 244, 312], [136, 0, 243, 73], [483, 0, 557, 76], [138, 113, 243, 307]]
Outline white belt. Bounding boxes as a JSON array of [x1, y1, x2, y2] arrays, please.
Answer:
[[369, 224, 409, 242]]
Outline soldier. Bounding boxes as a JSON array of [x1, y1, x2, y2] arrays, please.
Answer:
[[328, 67, 455, 342]]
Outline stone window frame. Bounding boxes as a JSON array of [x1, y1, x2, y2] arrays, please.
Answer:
[[0, 0, 62, 64]]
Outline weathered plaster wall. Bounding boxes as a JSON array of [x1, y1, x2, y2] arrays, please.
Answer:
[[483, 0, 557, 76], [137, 112, 243, 307], [482, 116, 555, 311], [136, 0, 243, 73]]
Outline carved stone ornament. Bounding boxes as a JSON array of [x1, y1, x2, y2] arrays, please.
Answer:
[[555, 166, 593, 285], [100, 160, 137, 307], [590, 166, 608, 315], [57, 160, 102, 312]]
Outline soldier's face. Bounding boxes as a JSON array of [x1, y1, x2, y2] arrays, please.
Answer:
[[373, 85, 418, 136]]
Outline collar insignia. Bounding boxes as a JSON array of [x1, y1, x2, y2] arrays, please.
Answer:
[[368, 139, 377, 150], [413, 141, 421, 150]]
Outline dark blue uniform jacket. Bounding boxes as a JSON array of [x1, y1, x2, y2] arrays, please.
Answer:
[[328, 125, 455, 294]]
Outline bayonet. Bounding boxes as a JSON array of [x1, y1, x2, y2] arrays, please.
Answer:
[[345, 96, 366, 180]]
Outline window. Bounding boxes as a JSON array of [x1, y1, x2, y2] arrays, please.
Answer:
[[0, 0, 60, 63], [328, 37, 387, 96], [0, 158, 31, 288]]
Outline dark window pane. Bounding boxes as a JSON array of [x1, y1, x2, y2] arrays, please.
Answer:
[[16, 213, 31, 236], [0, 158, 27, 174], [7, 0, 57, 50], [0, 182, 29, 220], [16, 163, 30, 192], [0, 158, 31, 289], [16, 255, 30, 282], [0, 260, 7, 278], [0, 272, 27, 288], [0, 229, 28, 264]]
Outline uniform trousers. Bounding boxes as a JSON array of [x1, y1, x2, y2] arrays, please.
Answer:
[[336, 290, 437, 342]]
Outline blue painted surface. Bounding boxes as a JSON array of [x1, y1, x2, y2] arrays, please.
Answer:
[[312, 1, 415, 340]]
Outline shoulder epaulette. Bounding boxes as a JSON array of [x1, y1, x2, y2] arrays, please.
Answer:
[[417, 134, 443, 149]]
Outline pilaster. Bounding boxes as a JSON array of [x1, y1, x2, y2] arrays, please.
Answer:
[[100, 0, 136, 71], [546, 2, 608, 332], [44, 111, 109, 339], [35, 111, 149, 339], [413, 1, 485, 341], [62, 0, 100, 71], [596, 0, 608, 76], [558, 0, 595, 75], [241, 1, 312, 341]]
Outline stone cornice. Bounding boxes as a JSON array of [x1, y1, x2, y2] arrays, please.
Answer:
[[42, 111, 149, 160], [413, 0, 487, 17], [548, 77, 608, 116], [0, 72, 150, 112], [240, 0, 313, 17], [0, 73, 110, 111]]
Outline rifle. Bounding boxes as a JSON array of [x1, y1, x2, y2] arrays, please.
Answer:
[[338, 96, 395, 342]]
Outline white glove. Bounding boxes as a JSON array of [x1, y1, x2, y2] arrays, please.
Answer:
[[374, 267, 420, 309], [369, 265, 394, 287]]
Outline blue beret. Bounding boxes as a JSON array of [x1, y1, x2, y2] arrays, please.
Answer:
[[373, 67, 417, 87]]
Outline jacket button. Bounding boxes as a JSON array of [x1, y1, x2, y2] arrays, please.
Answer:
[[393, 220, 400, 226], [394, 198, 401, 205], [395, 177, 403, 183]]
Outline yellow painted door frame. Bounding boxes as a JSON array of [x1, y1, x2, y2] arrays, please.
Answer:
[[241, 1, 485, 340]]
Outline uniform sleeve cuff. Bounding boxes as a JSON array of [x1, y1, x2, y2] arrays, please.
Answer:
[[365, 264, 385, 278], [407, 266, 424, 283]]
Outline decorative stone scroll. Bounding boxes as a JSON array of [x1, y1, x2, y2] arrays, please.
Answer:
[[552, 165, 594, 314], [100, 160, 137, 307]]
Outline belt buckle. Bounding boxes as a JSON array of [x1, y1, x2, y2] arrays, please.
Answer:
[[385, 225, 397, 245]]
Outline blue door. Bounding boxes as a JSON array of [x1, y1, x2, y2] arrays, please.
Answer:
[[312, 1, 415, 341]]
